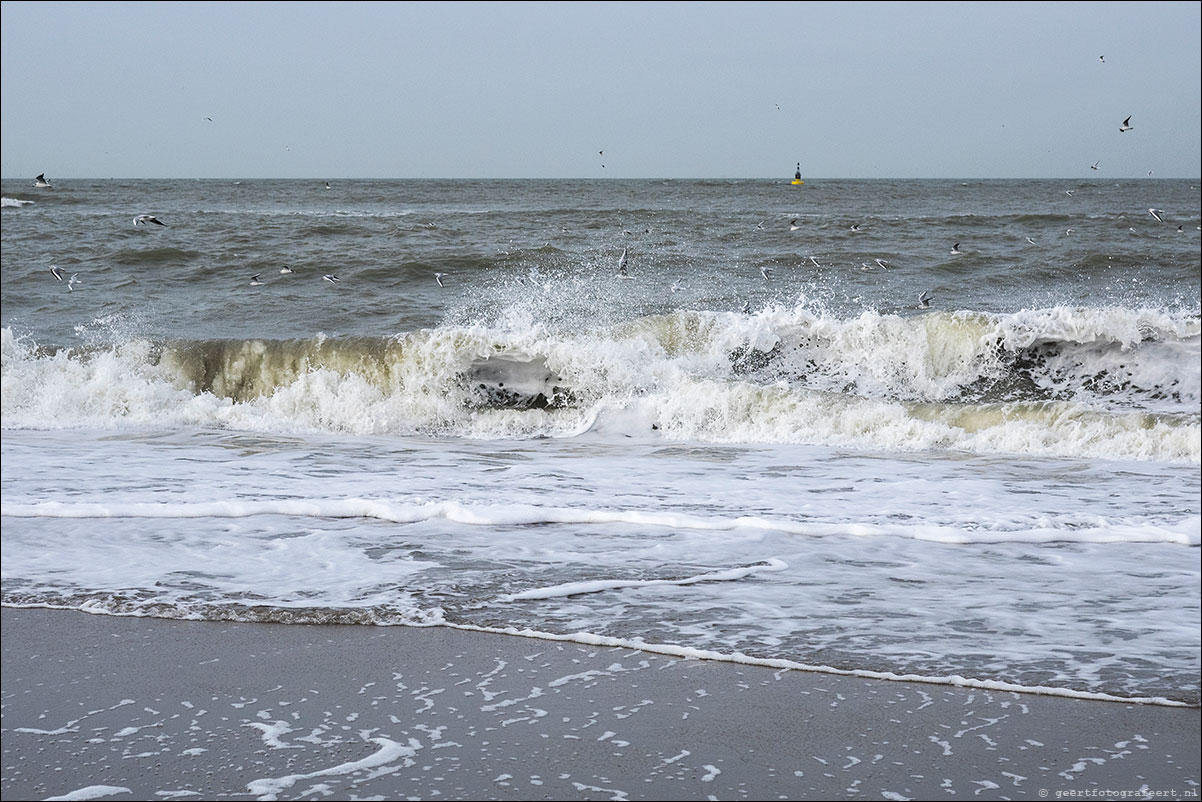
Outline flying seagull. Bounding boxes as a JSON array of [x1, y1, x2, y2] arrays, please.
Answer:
[[1026, 236, 1037, 245], [618, 248, 629, 276], [918, 291, 933, 309], [34, 174, 51, 188], [1148, 208, 1164, 223], [1119, 116, 1133, 132], [279, 265, 294, 274], [950, 243, 961, 254], [50, 266, 64, 281], [874, 258, 891, 270], [1099, 55, 1105, 63], [1065, 190, 1074, 196], [789, 218, 801, 231], [68, 273, 80, 291], [434, 272, 447, 287], [249, 274, 265, 286], [760, 266, 773, 281], [134, 214, 166, 227], [323, 274, 341, 283], [1091, 161, 1100, 171], [850, 223, 862, 232]]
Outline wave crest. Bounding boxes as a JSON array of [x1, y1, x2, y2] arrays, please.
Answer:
[[3, 305, 1198, 462]]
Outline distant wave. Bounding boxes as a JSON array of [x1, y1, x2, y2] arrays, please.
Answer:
[[3, 305, 1198, 462], [109, 246, 203, 265], [2, 197, 34, 207]]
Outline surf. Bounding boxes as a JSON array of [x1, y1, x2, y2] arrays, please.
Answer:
[[3, 303, 1198, 463]]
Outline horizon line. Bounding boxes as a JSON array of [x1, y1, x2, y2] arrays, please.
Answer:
[[4, 175, 1200, 182]]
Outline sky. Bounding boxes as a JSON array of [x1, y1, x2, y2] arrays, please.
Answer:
[[2, 1, 1200, 179]]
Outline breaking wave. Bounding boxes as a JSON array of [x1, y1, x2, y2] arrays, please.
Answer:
[[3, 304, 1198, 462]]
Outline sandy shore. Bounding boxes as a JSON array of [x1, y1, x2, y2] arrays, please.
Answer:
[[2, 607, 1198, 801]]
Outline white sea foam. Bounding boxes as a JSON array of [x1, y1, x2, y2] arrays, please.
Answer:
[[718, 305, 1200, 411], [502, 559, 789, 599], [4, 417, 1197, 707], [447, 622, 1195, 708], [3, 310, 1198, 463], [245, 737, 419, 799], [2, 196, 35, 207], [3, 499, 1196, 546], [4, 422, 1196, 705], [43, 786, 132, 801]]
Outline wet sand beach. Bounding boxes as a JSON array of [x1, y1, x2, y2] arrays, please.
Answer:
[[2, 607, 1198, 801]]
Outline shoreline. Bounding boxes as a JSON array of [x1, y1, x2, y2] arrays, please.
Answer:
[[10, 601, 1193, 708], [450, 621, 1197, 708], [2, 606, 1199, 801]]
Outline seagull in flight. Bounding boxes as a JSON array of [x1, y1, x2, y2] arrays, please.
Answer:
[[618, 248, 629, 276], [434, 272, 447, 287], [134, 214, 167, 227], [917, 291, 933, 309], [759, 266, 773, 281], [789, 218, 801, 231], [950, 243, 961, 254], [809, 256, 821, 268], [1090, 161, 1100, 171], [279, 265, 294, 274], [1026, 236, 1037, 245], [850, 223, 862, 232], [1099, 55, 1105, 63], [1148, 208, 1164, 223], [50, 266, 64, 282], [249, 274, 265, 286], [1119, 116, 1133, 132], [34, 173, 51, 188], [1065, 190, 1074, 196], [323, 274, 341, 283], [874, 258, 890, 270]]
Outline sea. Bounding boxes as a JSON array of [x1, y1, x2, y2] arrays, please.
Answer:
[[2, 177, 1199, 707]]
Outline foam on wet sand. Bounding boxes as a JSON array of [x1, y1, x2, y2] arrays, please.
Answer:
[[2, 607, 1198, 800]]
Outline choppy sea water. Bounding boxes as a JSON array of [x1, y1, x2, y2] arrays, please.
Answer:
[[2, 177, 1199, 705]]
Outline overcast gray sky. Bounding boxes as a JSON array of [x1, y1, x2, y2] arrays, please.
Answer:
[[2, 1, 1199, 179]]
